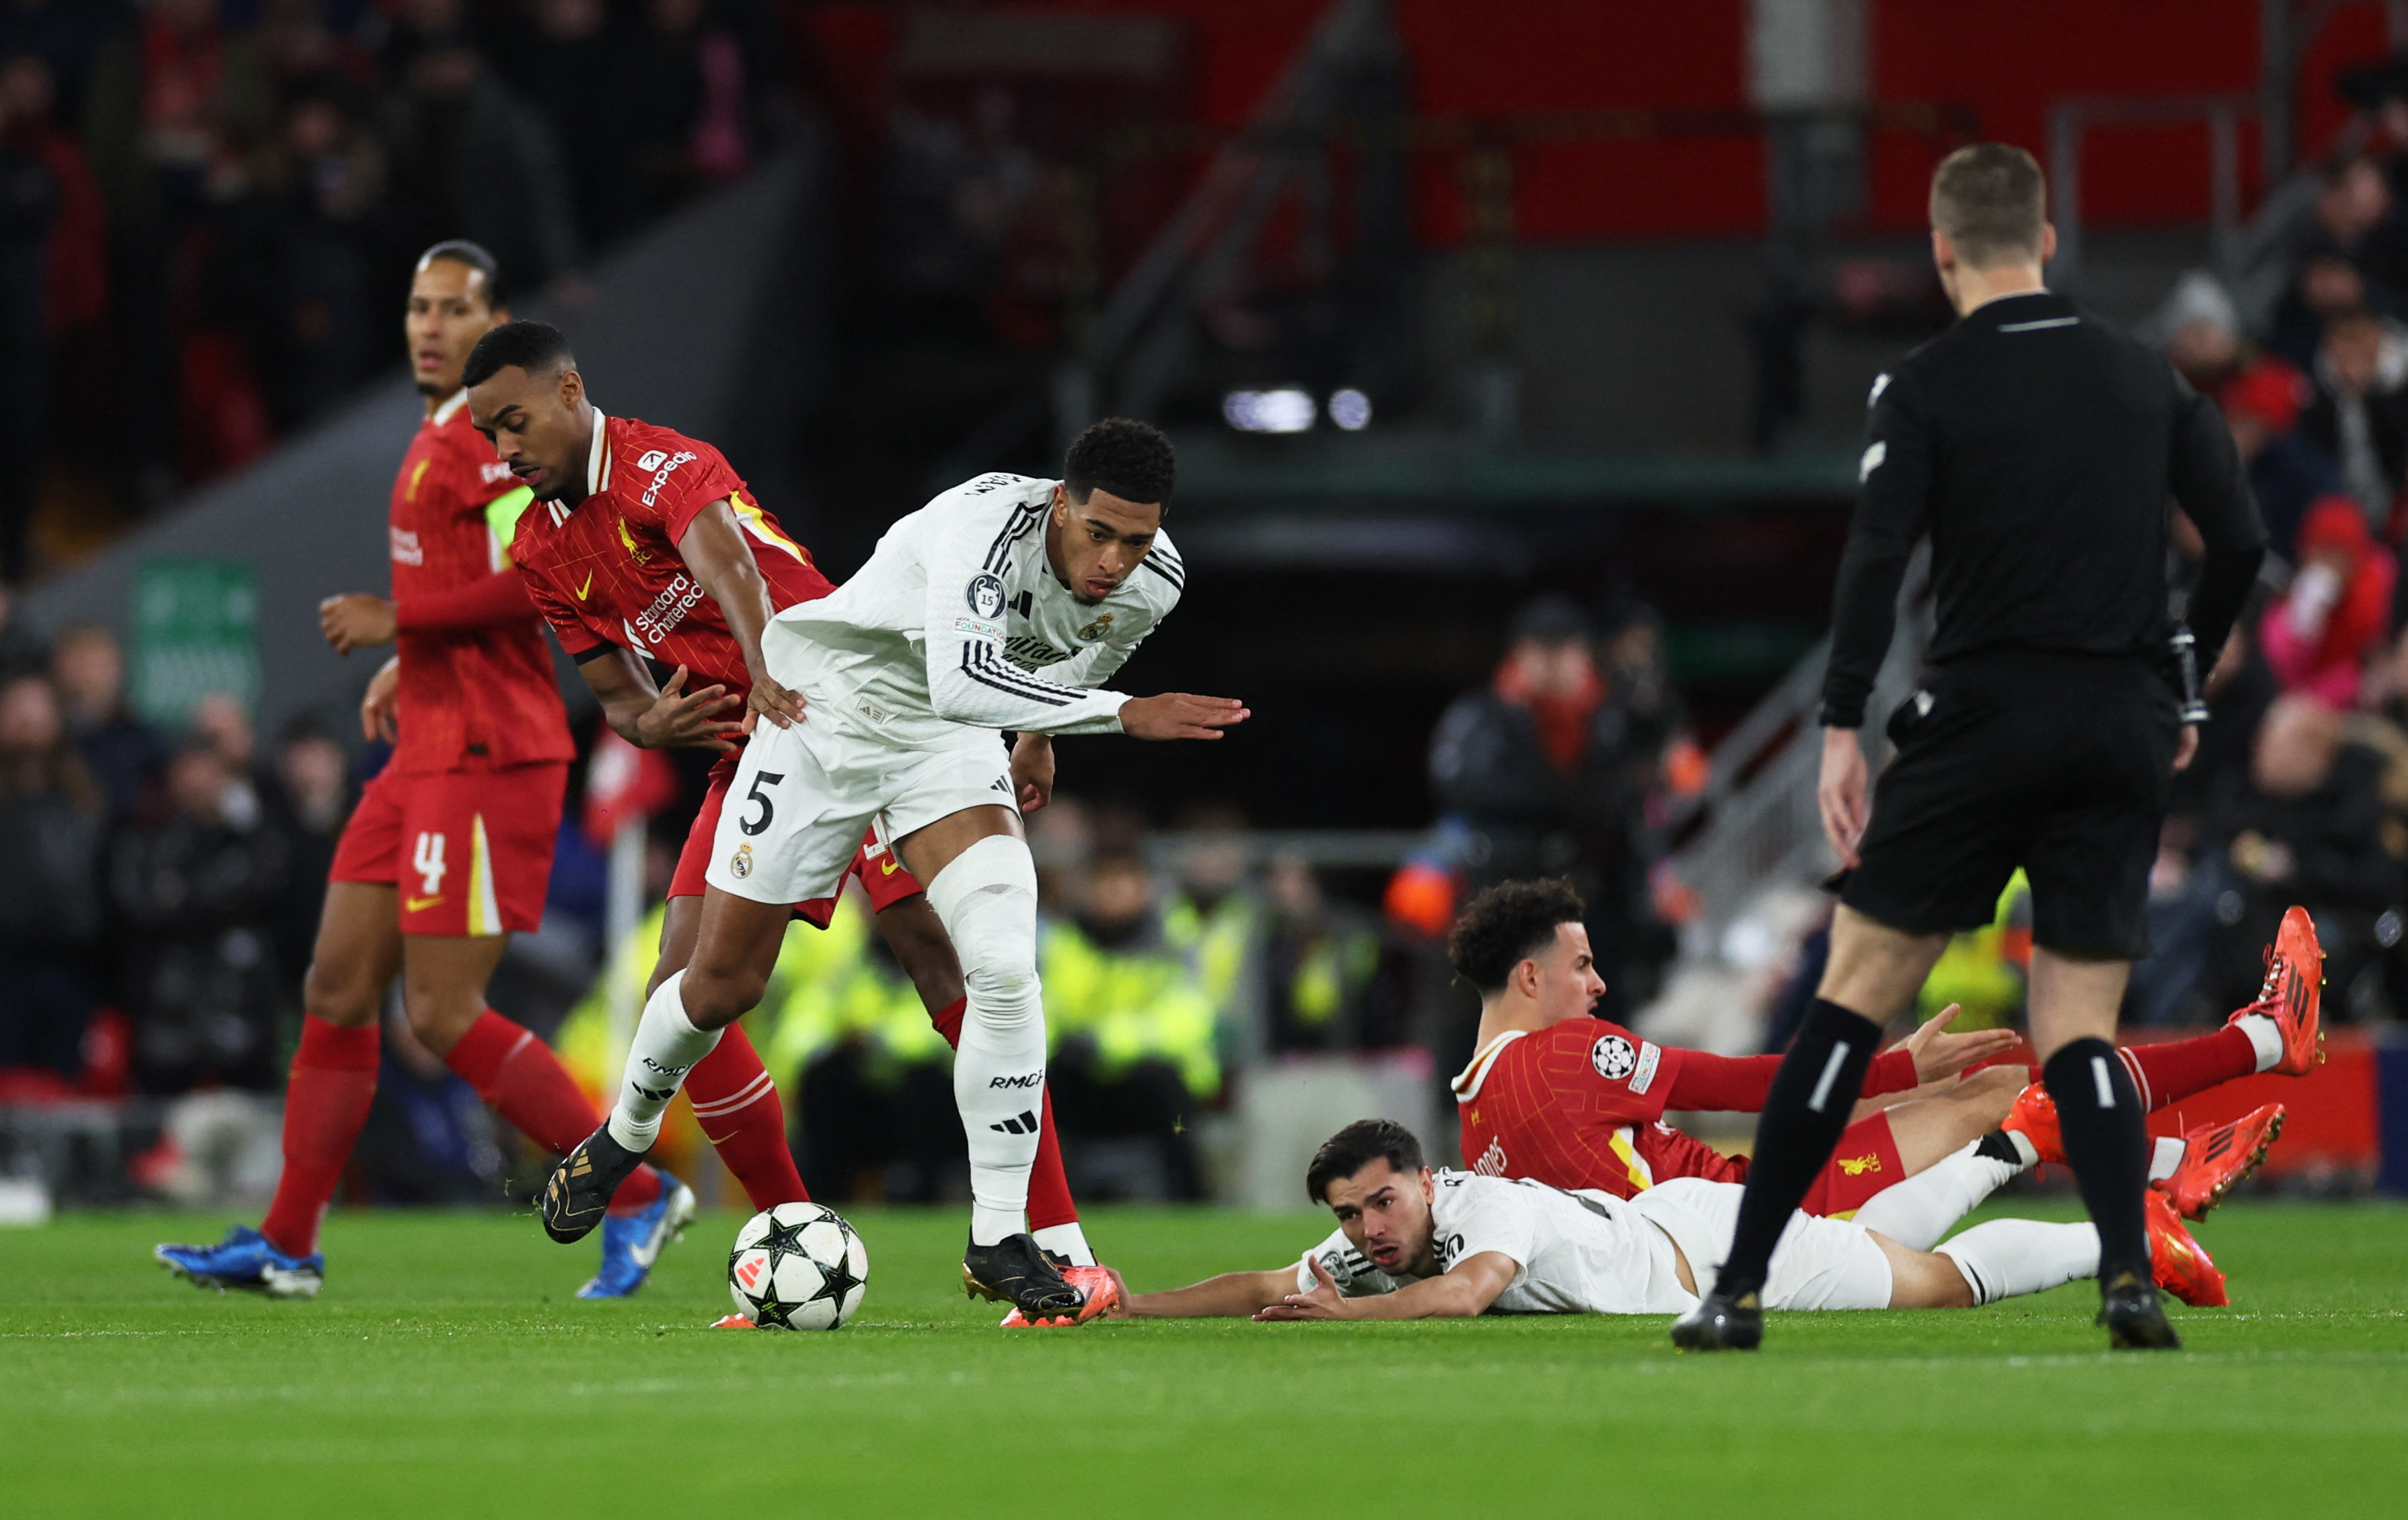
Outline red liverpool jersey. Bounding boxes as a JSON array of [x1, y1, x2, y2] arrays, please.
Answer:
[[511, 412, 832, 698], [1451, 1017, 1921, 1200], [389, 391, 574, 775]]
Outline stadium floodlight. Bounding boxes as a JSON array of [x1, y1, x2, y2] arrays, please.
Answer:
[[1328, 388, 1373, 430], [1222, 387, 1316, 434]]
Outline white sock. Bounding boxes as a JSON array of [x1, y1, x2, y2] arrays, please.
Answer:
[[929, 835, 1047, 1247], [2149, 1135, 2186, 1182], [1032, 1222, 1094, 1267], [607, 970, 723, 1151], [1936, 1219, 2100, 1306], [2237, 1013, 2284, 1072], [1851, 1143, 2021, 1251]]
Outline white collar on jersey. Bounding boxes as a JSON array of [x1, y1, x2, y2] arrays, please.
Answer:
[[1450, 1029, 1529, 1102], [430, 388, 470, 425], [584, 409, 612, 497]]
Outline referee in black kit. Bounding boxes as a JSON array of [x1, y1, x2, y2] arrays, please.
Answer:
[[1673, 144, 2265, 1352]]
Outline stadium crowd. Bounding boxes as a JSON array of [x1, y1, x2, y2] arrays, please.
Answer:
[[0, 0, 782, 580]]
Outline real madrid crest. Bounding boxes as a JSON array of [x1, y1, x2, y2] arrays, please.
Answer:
[[729, 844, 754, 879], [1077, 612, 1114, 641]]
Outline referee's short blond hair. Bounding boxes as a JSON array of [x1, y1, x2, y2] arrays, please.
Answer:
[[1930, 143, 2047, 269]]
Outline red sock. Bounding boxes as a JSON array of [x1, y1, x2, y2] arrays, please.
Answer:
[[2114, 1027, 2259, 1113], [259, 1015, 380, 1258], [688, 1024, 809, 1210], [927, 995, 1079, 1230], [445, 1011, 659, 1212]]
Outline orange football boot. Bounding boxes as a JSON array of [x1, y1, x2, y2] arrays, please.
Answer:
[[2158, 1103, 2285, 1220], [710, 1314, 756, 1329], [2145, 1189, 2228, 1307], [2000, 1082, 2064, 1167], [999, 1263, 1119, 1328], [2230, 907, 2324, 1076]]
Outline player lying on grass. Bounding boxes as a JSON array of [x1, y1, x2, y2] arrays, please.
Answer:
[[461, 321, 1104, 1276], [531, 414, 1247, 1324], [1445, 879, 2312, 1254], [1105, 1116, 2226, 1323]]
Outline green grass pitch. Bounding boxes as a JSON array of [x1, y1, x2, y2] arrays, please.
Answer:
[[5, 1201, 2406, 1518]]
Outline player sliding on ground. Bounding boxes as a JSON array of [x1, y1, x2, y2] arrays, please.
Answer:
[[1444, 879, 2316, 1277], [534, 414, 1247, 1325], [458, 321, 1102, 1278], [157, 244, 681, 1300], [1103, 1117, 2224, 1323]]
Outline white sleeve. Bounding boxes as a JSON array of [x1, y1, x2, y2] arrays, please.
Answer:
[[1297, 1229, 1398, 1298], [920, 503, 1130, 735], [1433, 1176, 1537, 1275]]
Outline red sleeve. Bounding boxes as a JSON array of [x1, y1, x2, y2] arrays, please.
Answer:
[[395, 570, 535, 633], [1661, 1045, 1920, 1111], [657, 451, 743, 544]]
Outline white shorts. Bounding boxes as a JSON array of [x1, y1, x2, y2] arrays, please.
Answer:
[[1631, 1177, 1895, 1312], [701, 706, 1015, 906]]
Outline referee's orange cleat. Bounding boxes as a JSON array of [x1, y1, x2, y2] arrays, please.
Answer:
[[2230, 907, 2325, 1076], [2145, 1189, 2228, 1307], [2159, 1103, 2284, 1220], [2000, 1082, 2064, 1167], [999, 1263, 1119, 1328]]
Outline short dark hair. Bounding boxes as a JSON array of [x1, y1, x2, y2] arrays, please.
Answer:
[[416, 239, 505, 309], [1306, 1119, 1425, 1205], [462, 320, 574, 390], [1929, 143, 2047, 269], [1064, 417, 1175, 509], [1446, 877, 1586, 993]]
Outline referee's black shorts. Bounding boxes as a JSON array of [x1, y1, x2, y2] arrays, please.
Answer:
[[1840, 651, 2180, 960]]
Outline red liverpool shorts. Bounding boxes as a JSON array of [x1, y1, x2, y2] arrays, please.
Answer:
[[669, 755, 924, 926], [330, 762, 568, 937], [1798, 1110, 1910, 1219]]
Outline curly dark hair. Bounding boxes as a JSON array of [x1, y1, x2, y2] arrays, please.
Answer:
[[1305, 1119, 1425, 1205], [1446, 877, 1587, 993], [462, 320, 574, 389], [1064, 417, 1175, 509]]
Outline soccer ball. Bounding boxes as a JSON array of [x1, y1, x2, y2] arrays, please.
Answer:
[[728, 1202, 869, 1330]]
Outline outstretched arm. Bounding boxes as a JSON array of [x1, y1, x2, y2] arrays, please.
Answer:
[[675, 497, 803, 731], [1255, 1253, 1516, 1321], [1108, 1267, 1299, 1319], [575, 646, 746, 753]]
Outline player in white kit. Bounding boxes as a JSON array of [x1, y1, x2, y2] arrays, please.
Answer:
[[1102, 1120, 2181, 1322], [540, 420, 1248, 1322]]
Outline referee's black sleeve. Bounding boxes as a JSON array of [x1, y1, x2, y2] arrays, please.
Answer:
[[1818, 372, 1933, 729], [2167, 381, 2267, 671]]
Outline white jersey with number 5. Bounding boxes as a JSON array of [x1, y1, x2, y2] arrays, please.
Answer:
[[1300, 1170, 1697, 1315], [763, 472, 1183, 745]]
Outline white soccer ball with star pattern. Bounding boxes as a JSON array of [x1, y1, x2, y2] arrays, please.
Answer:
[[728, 1202, 869, 1330]]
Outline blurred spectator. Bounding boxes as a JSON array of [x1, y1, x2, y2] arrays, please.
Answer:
[[380, 26, 580, 300], [2269, 156, 2408, 369], [2296, 308, 2408, 533], [1427, 593, 1659, 1017], [0, 672, 103, 1077], [497, 0, 618, 246], [2216, 355, 2337, 558], [610, 0, 759, 234], [1043, 854, 1214, 1201], [271, 714, 348, 980], [190, 688, 270, 826], [104, 732, 293, 1094], [773, 906, 958, 1202], [0, 584, 50, 679], [2259, 497, 2399, 707], [50, 621, 164, 812], [350, 999, 503, 1203], [1259, 852, 1404, 1052], [2149, 269, 2247, 393], [2199, 695, 2403, 1018], [1159, 802, 1263, 1058]]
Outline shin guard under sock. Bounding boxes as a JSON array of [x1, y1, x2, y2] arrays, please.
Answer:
[[1714, 997, 1883, 1295], [687, 1023, 808, 1210], [2043, 1037, 2151, 1287], [260, 1016, 381, 1258]]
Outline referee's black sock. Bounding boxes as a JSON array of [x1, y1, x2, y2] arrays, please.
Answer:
[[1711, 997, 1883, 1298], [2042, 1037, 2152, 1288]]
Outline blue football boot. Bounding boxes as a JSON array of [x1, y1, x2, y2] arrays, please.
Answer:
[[576, 1171, 697, 1299], [155, 1225, 325, 1299]]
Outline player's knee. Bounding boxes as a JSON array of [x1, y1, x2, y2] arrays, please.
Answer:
[[1957, 1064, 2025, 1118], [301, 960, 380, 1028], [962, 954, 1040, 1031], [682, 962, 767, 1030]]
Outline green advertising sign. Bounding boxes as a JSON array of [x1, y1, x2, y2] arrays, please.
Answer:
[[129, 559, 260, 728]]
